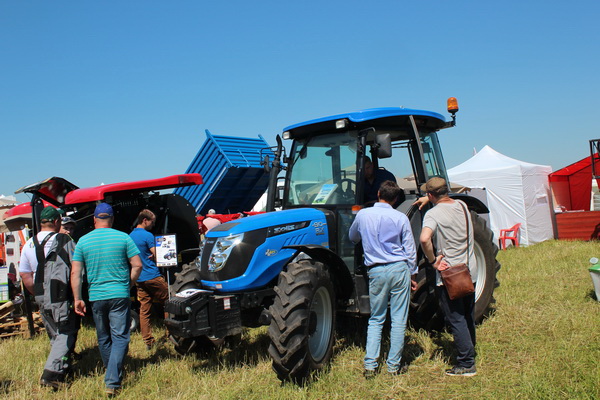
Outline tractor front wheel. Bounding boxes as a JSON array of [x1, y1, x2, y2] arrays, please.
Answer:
[[268, 259, 336, 384], [170, 263, 202, 297]]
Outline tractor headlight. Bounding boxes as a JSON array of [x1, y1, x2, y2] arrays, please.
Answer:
[[208, 233, 244, 272], [195, 240, 205, 269]]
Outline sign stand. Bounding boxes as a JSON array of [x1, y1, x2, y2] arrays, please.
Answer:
[[155, 233, 177, 299]]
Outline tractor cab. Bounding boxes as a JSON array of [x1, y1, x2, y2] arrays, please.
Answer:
[[278, 102, 457, 274]]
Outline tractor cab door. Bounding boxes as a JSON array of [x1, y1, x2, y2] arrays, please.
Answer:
[[284, 132, 359, 271]]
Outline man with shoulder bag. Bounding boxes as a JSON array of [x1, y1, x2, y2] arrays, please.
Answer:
[[419, 177, 477, 377]]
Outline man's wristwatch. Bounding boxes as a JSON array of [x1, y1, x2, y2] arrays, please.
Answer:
[[428, 257, 436, 264]]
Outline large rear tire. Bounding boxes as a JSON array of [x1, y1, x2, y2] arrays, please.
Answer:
[[471, 211, 501, 322], [410, 211, 500, 328], [268, 259, 336, 384]]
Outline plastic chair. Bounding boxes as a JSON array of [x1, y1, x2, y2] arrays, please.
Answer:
[[499, 223, 521, 250]]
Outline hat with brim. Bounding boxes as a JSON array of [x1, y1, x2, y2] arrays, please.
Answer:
[[94, 203, 114, 219], [420, 177, 448, 193], [61, 216, 76, 225], [40, 206, 60, 223]]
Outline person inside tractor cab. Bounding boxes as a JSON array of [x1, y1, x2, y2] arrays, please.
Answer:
[[363, 157, 403, 206], [60, 216, 77, 239]]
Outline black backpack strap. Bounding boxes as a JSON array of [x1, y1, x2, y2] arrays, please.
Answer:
[[33, 232, 57, 296]]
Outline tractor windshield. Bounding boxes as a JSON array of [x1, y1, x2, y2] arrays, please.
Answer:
[[286, 132, 357, 206]]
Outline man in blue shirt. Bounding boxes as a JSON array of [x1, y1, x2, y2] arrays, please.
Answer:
[[129, 209, 169, 350], [349, 180, 417, 377]]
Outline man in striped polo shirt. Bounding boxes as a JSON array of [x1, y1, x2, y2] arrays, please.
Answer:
[[71, 203, 142, 397]]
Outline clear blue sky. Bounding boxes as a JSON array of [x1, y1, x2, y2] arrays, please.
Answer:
[[2, 1, 599, 203]]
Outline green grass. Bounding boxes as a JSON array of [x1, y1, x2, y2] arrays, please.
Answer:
[[1, 240, 599, 399]]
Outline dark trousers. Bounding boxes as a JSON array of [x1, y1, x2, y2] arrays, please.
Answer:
[[436, 286, 476, 368]]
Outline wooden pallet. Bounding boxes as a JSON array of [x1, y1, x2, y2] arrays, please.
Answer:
[[0, 311, 44, 339]]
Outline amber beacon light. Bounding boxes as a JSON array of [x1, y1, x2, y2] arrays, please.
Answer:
[[447, 97, 459, 115]]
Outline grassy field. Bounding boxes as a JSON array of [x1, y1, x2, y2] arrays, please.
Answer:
[[1, 240, 599, 399]]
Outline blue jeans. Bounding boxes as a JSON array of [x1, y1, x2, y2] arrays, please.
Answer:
[[91, 297, 131, 389], [364, 261, 411, 372]]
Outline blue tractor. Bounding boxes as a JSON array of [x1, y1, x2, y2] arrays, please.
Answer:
[[165, 99, 500, 383]]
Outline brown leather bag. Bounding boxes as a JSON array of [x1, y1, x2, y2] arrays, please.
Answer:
[[440, 263, 474, 300], [440, 202, 475, 300]]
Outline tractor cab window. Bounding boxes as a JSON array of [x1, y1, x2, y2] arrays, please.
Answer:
[[420, 132, 448, 181], [287, 132, 357, 206]]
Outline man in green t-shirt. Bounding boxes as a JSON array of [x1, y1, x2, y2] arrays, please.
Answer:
[[71, 203, 142, 396]]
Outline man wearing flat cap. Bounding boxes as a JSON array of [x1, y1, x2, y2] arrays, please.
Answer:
[[419, 177, 478, 377], [19, 206, 78, 389], [71, 202, 142, 396]]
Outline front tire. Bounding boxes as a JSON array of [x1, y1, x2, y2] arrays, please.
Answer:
[[170, 263, 202, 297], [167, 262, 215, 356], [268, 259, 336, 384]]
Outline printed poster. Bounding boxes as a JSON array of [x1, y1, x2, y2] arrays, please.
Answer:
[[155, 234, 178, 267]]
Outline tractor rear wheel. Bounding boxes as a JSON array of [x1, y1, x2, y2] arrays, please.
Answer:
[[268, 259, 336, 384], [410, 211, 500, 327], [471, 211, 501, 322]]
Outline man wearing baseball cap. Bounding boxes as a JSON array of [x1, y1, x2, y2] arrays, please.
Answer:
[[71, 202, 142, 396], [60, 216, 77, 238], [19, 206, 79, 389]]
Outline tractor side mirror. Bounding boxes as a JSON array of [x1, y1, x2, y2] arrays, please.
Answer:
[[375, 134, 392, 159], [262, 155, 271, 173]]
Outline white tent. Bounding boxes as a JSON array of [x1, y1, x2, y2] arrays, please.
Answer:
[[447, 145, 554, 246]]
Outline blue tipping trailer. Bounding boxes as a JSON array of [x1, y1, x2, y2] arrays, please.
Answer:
[[174, 130, 274, 215]]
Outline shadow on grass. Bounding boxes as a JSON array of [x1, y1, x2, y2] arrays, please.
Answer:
[[586, 288, 598, 301], [335, 314, 426, 369], [0, 380, 12, 395], [431, 332, 456, 364], [184, 330, 272, 374], [71, 318, 179, 382], [336, 314, 368, 347]]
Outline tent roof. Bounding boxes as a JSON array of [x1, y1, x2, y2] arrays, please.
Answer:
[[0, 196, 16, 207], [449, 145, 551, 175], [548, 154, 599, 179]]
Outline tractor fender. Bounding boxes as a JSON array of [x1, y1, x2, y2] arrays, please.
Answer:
[[282, 244, 353, 300], [449, 193, 489, 214]]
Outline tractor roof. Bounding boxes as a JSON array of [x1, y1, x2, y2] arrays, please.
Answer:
[[282, 107, 447, 139], [65, 174, 203, 205], [14, 174, 203, 207]]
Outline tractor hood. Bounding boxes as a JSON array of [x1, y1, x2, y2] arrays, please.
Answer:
[[200, 208, 330, 292], [206, 208, 326, 237]]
